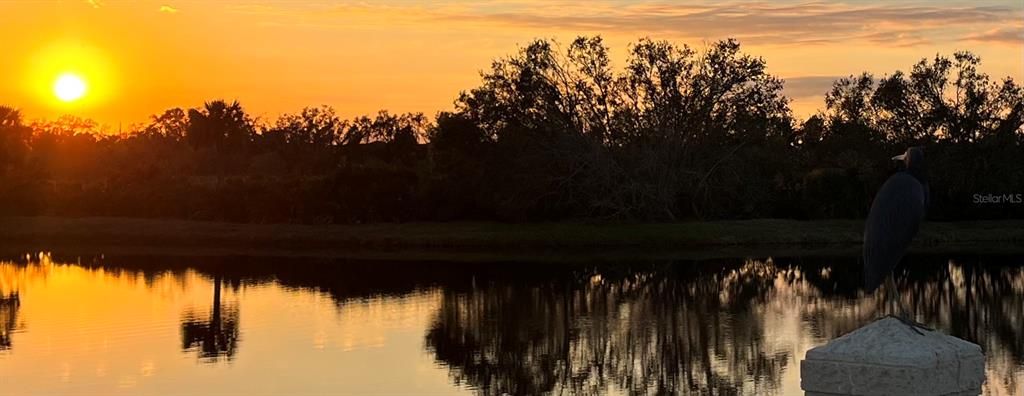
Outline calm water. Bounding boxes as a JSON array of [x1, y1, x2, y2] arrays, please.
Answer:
[[0, 253, 1022, 395]]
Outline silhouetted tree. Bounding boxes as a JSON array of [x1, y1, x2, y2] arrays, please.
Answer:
[[0, 107, 31, 174], [815, 52, 1024, 220], [425, 112, 494, 219], [258, 105, 346, 174], [187, 100, 253, 151], [446, 36, 793, 220], [282, 106, 344, 146], [0, 40, 1020, 222], [143, 108, 189, 142], [186, 100, 254, 177]]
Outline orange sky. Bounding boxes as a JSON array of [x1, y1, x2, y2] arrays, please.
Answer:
[[2, 0, 1021, 129]]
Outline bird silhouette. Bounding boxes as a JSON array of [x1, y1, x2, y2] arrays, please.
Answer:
[[863, 146, 932, 334]]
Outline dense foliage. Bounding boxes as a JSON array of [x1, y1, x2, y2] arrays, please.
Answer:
[[1, 37, 1021, 223]]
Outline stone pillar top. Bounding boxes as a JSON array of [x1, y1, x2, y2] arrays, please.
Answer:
[[801, 317, 986, 395]]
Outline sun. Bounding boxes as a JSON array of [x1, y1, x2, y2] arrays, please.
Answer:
[[54, 73, 87, 102]]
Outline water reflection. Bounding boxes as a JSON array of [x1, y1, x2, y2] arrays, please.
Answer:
[[424, 257, 1024, 396], [425, 260, 790, 395], [0, 259, 30, 353], [904, 258, 1024, 393], [0, 253, 1020, 395], [0, 292, 19, 350], [181, 275, 240, 361]]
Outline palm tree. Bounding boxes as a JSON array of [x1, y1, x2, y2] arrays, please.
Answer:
[[0, 106, 31, 174], [186, 100, 253, 153], [0, 106, 22, 127]]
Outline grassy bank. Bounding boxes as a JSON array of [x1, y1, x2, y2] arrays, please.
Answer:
[[1, 217, 1023, 255]]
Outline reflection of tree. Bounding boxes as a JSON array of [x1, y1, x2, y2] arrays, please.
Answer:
[[427, 257, 1024, 395], [181, 274, 240, 361], [798, 257, 1024, 357], [23, 253, 1021, 393], [791, 255, 1024, 395], [425, 260, 791, 395], [907, 258, 1023, 393], [94, 255, 479, 305], [0, 292, 19, 350]]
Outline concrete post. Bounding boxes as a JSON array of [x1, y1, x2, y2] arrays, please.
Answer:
[[801, 317, 985, 395]]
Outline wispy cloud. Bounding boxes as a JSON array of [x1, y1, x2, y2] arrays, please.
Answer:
[[85, 0, 103, 9], [159, 5, 179, 14], [783, 76, 842, 99], [963, 26, 1024, 45], [234, 1, 1023, 47], [432, 2, 1022, 46]]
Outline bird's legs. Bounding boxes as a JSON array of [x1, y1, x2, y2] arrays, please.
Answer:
[[884, 275, 932, 335]]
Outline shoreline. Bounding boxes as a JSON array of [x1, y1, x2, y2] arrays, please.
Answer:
[[1, 216, 1023, 260]]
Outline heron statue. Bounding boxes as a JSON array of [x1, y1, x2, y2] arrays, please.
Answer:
[[863, 146, 932, 334]]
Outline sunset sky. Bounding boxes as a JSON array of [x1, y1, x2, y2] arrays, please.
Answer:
[[2, 0, 1022, 129]]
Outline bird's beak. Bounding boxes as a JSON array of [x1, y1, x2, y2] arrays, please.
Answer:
[[892, 154, 906, 161]]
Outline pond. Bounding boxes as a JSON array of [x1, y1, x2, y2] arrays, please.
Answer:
[[0, 252, 1021, 395]]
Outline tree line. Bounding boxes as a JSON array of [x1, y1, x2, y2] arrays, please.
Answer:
[[1, 37, 1021, 223]]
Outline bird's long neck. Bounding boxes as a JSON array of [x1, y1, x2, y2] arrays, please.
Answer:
[[906, 166, 929, 208], [906, 167, 927, 186]]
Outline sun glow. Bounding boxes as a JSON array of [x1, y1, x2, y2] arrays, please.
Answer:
[[24, 42, 115, 111], [54, 73, 87, 102]]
